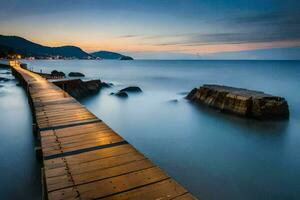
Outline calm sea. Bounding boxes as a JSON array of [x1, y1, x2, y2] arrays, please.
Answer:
[[0, 63, 41, 199], [1, 60, 300, 199]]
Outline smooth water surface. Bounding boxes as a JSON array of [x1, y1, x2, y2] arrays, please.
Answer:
[[0, 65, 41, 199], [23, 60, 300, 199]]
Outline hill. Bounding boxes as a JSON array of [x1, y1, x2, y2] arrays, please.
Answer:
[[0, 35, 91, 59], [91, 51, 133, 60], [0, 44, 17, 58]]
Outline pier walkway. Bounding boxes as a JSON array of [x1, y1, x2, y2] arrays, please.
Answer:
[[10, 61, 196, 200]]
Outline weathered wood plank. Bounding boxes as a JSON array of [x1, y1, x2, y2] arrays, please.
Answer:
[[45, 151, 145, 178], [102, 179, 188, 200], [44, 144, 137, 169], [46, 159, 154, 191], [49, 167, 169, 200]]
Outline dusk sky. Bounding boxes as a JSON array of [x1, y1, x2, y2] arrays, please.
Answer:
[[1, 0, 300, 59]]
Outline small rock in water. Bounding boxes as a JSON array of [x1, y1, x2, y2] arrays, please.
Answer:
[[168, 99, 178, 103], [101, 82, 114, 88], [51, 70, 65, 77], [119, 86, 142, 93], [68, 72, 85, 77], [111, 86, 141, 98], [0, 77, 10, 82], [114, 91, 128, 98]]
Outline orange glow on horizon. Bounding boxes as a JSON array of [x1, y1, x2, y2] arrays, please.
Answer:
[[30, 36, 300, 55]]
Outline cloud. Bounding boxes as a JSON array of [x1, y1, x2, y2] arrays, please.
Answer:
[[117, 34, 140, 38], [233, 11, 300, 41], [139, 11, 300, 48]]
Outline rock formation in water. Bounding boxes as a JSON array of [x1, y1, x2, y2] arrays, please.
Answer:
[[119, 86, 142, 93], [53, 79, 101, 98], [51, 70, 65, 78], [114, 91, 128, 98], [187, 84, 289, 119], [100, 82, 114, 88], [110, 86, 142, 98]]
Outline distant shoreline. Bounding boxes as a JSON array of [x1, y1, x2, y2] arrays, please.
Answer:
[[1, 58, 299, 62]]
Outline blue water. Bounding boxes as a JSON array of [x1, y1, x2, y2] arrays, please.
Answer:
[[3, 60, 300, 199], [0, 66, 41, 199]]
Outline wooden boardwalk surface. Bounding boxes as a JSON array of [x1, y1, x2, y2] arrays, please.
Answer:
[[10, 61, 197, 200]]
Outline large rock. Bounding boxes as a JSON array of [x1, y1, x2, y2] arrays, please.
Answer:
[[52, 79, 101, 98], [187, 84, 289, 119]]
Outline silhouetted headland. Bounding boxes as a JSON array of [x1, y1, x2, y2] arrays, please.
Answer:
[[0, 35, 133, 60]]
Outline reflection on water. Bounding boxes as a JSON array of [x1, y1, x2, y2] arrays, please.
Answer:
[[17, 60, 300, 199], [191, 101, 289, 135], [0, 68, 41, 199]]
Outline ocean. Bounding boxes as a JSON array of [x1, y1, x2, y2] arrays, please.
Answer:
[[1, 60, 300, 199]]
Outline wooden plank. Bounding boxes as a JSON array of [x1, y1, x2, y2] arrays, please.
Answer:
[[42, 134, 123, 150], [46, 159, 154, 191], [173, 193, 197, 200], [40, 122, 110, 137], [44, 144, 137, 169], [48, 167, 169, 200], [45, 151, 145, 178], [41, 129, 116, 145], [42, 135, 125, 157], [102, 179, 188, 200], [42, 131, 119, 148], [38, 118, 101, 130]]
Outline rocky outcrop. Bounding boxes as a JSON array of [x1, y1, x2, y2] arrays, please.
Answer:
[[187, 84, 289, 119], [100, 82, 114, 88], [110, 86, 142, 98], [68, 72, 85, 77], [51, 70, 65, 78], [114, 91, 128, 98], [52, 79, 101, 98], [120, 86, 142, 93]]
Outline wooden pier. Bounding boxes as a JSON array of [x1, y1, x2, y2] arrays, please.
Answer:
[[10, 61, 196, 200]]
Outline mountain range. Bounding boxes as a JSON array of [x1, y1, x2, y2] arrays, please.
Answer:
[[0, 35, 133, 60]]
